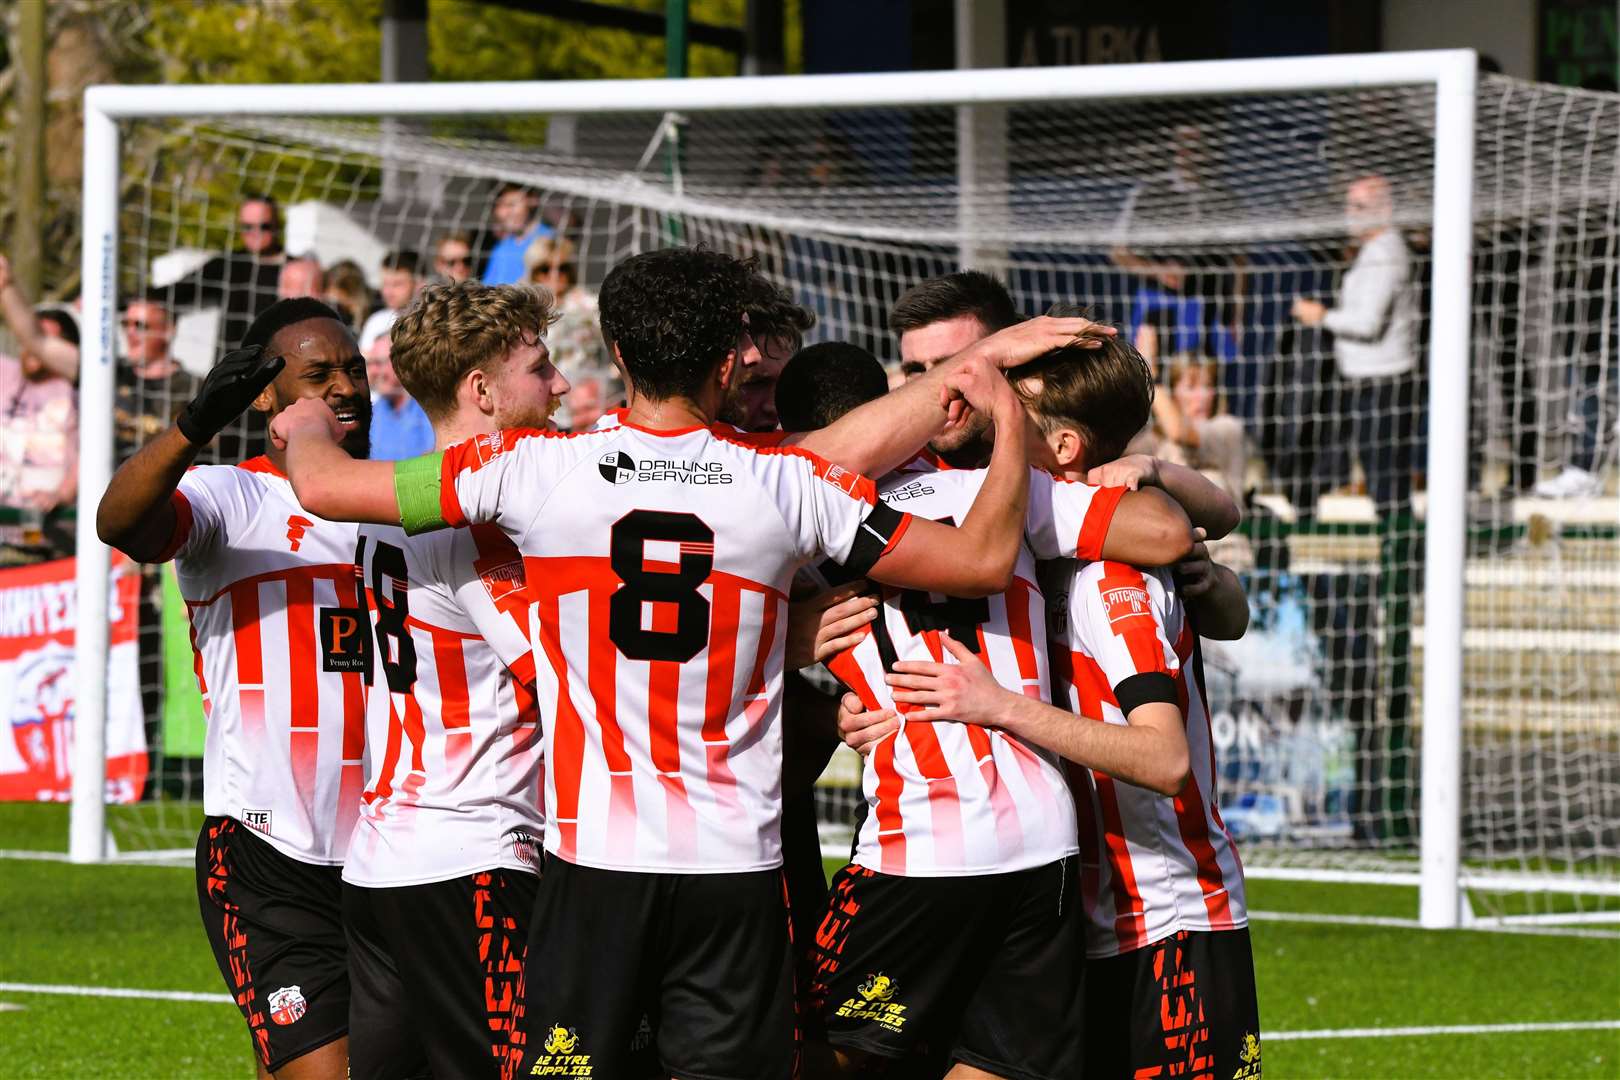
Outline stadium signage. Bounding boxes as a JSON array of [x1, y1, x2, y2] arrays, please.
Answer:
[[0, 555, 148, 803]]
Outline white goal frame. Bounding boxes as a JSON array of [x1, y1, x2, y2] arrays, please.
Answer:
[[73, 50, 1480, 927]]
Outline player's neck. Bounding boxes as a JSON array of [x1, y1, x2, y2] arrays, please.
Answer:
[[624, 395, 711, 432], [433, 409, 493, 451]]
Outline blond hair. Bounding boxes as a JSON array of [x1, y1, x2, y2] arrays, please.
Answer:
[[389, 280, 557, 418]]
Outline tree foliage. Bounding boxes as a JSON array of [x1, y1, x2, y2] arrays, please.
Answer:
[[0, 0, 796, 298]]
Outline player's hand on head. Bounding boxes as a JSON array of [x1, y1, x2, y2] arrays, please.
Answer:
[[837, 692, 899, 757], [1086, 453, 1160, 492], [269, 395, 343, 451], [884, 632, 1008, 726], [941, 358, 1021, 423], [178, 345, 286, 446], [962, 314, 1117, 372], [1174, 528, 1217, 597]]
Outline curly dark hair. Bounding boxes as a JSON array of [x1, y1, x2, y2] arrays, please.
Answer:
[[599, 247, 755, 403]]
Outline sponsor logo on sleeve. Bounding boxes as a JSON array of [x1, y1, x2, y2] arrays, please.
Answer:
[[267, 985, 306, 1026], [821, 463, 859, 496], [473, 431, 507, 465], [477, 558, 526, 606], [1101, 585, 1153, 628]]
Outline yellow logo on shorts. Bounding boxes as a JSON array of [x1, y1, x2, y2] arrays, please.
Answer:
[[1232, 1031, 1262, 1078], [836, 973, 909, 1032], [530, 1024, 591, 1076], [858, 973, 896, 1002]]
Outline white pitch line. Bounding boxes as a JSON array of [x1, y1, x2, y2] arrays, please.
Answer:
[[1270, 1020, 1620, 1042], [1248, 909, 1620, 941], [0, 982, 231, 1004], [2, 982, 1614, 1047]]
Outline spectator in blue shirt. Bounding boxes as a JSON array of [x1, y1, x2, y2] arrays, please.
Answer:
[[364, 333, 433, 460], [481, 183, 553, 285]]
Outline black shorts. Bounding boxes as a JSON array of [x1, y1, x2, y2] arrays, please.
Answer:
[[807, 859, 1084, 1080], [196, 815, 348, 1073], [514, 858, 797, 1080], [1083, 927, 1262, 1080], [344, 868, 539, 1080]]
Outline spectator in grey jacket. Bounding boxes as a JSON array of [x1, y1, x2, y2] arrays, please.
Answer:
[[1293, 174, 1418, 516]]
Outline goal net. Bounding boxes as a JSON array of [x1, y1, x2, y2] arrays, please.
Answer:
[[76, 60, 1617, 922]]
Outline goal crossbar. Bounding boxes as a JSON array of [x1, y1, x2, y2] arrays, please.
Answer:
[[74, 50, 1480, 930]]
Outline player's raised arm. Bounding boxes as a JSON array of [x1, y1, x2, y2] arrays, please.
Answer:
[[862, 363, 1030, 598], [1088, 454, 1241, 541], [884, 628, 1191, 796], [98, 345, 285, 562], [274, 397, 401, 525], [791, 315, 1114, 477]]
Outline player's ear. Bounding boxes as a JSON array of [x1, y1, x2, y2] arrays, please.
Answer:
[[251, 382, 277, 415], [1053, 426, 1086, 469], [464, 366, 496, 416]]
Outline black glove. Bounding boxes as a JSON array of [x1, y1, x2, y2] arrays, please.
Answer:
[[176, 345, 285, 446]]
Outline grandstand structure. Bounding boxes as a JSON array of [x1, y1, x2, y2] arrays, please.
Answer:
[[68, 51, 1617, 929]]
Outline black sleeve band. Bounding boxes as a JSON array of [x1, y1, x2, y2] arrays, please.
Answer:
[[1115, 671, 1178, 716], [841, 500, 906, 579]]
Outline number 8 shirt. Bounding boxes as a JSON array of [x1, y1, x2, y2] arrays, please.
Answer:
[[400, 420, 911, 873]]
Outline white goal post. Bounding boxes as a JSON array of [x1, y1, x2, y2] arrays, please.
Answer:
[[72, 52, 1486, 923]]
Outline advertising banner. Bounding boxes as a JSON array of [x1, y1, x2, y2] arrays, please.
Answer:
[[0, 556, 148, 802]]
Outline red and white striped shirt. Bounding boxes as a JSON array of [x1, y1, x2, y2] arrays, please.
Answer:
[[169, 457, 365, 866], [1048, 559, 1248, 958], [825, 463, 1125, 877], [342, 522, 545, 887], [426, 420, 907, 873]]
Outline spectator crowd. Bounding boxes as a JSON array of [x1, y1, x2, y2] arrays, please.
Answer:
[[5, 161, 1617, 570]]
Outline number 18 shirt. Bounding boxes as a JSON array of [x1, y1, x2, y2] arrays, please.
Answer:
[[406, 420, 910, 874]]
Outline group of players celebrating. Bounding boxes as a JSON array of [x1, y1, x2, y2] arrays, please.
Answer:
[[98, 246, 1260, 1080]]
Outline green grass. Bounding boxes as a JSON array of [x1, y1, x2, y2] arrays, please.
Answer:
[[0, 806, 1616, 1077]]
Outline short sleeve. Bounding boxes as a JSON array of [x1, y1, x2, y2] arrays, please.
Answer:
[[1072, 561, 1180, 714], [396, 428, 555, 538], [167, 467, 232, 564], [447, 525, 536, 686], [1026, 469, 1126, 562], [781, 451, 910, 576]]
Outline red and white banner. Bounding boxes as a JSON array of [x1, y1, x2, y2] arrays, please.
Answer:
[[0, 556, 148, 802]]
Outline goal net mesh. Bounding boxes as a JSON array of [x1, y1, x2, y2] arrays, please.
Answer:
[[100, 74, 1617, 915]]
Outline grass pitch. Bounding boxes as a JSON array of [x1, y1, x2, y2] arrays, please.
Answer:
[[1, 803, 1615, 1078]]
